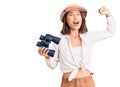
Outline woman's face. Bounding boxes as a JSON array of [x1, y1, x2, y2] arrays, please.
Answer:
[[66, 10, 82, 30]]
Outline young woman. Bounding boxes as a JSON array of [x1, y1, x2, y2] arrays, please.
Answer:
[[38, 4, 115, 87]]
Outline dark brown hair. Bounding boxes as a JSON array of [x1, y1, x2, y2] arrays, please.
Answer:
[[60, 11, 88, 35]]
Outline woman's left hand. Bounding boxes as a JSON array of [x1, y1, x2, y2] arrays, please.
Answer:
[[99, 6, 112, 17]]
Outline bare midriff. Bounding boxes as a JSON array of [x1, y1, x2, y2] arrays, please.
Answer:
[[63, 68, 91, 79], [75, 68, 91, 79]]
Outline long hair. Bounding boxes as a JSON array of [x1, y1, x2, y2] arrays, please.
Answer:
[[60, 11, 88, 35]]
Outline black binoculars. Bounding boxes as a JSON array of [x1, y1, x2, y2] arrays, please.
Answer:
[[36, 34, 61, 57]]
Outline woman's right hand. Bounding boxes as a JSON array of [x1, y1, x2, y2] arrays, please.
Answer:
[[38, 47, 50, 59]]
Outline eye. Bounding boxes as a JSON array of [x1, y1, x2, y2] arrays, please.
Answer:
[[77, 12, 81, 16], [68, 13, 74, 16]]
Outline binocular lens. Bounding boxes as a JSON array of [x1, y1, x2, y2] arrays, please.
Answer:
[[48, 50, 55, 57], [36, 41, 49, 48], [53, 37, 61, 44], [40, 35, 45, 40]]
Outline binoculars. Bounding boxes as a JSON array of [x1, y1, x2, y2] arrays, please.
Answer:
[[36, 34, 61, 57]]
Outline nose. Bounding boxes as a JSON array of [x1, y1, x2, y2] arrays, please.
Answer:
[[74, 14, 78, 19]]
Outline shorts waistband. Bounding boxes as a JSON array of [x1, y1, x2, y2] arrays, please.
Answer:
[[62, 71, 93, 79]]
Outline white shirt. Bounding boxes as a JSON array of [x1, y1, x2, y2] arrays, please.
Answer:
[[71, 46, 82, 65], [45, 17, 115, 81]]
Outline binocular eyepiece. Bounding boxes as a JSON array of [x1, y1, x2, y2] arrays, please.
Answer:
[[36, 34, 61, 57]]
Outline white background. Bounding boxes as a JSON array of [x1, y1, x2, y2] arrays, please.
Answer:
[[0, 0, 120, 87]]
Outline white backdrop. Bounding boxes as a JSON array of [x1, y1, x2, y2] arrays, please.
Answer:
[[0, 0, 120, 87]]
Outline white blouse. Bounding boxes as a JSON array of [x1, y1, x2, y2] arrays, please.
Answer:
[[71, 46, 82, 66], [45, 17, 115, 81]]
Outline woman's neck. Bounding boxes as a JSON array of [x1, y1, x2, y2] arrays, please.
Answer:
[[69, 30, 82, 47], [69, 30, 79, 39]]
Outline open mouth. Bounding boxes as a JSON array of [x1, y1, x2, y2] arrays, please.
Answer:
[[73, 21, 79, 26]]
